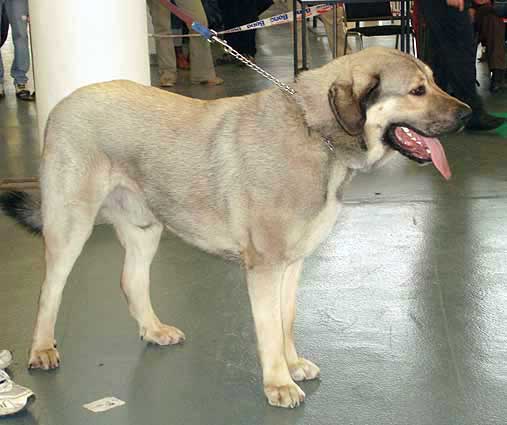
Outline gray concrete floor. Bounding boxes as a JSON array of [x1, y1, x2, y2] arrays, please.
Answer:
[[2, 12, 507, 425]]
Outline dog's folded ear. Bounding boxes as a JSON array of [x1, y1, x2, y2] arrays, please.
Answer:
[[294, 61, 380, 135], [328, 74, 380, 136]]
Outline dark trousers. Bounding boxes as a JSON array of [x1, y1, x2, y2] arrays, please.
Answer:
[[475, 5, 506, 70], [218, 0, 258, 56], [420, 0, 483, 112]]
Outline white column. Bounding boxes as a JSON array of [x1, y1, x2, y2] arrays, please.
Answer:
[[28, 0, 151, 146]]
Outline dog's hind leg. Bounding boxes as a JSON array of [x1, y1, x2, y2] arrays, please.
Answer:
[[281, 260, 320, 382], [246, 264, 305, 408], [106, 190, 185, 345], [29, 183, 106, 369]]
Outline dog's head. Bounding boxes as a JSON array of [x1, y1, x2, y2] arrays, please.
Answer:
[[295, 47, 471, 179]]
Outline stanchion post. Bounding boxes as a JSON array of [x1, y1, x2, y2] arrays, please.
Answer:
[[332, 4, 337, 58], [400, 0, 406, 52], [302, 3, 307, 70], [293, 0, 298, 77], [293, 0, 342, 77], [406, 0, 411, 54]]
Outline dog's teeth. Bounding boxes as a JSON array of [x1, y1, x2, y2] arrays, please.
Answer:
[[426, 148, 431, 154], [416, 141, 422, 146], [402, 127, 410, 133]]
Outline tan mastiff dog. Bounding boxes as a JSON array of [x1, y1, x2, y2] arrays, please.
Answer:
[[0, 47, 470, 408]]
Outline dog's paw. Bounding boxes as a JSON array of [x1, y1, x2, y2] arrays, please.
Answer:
[[264, 382, 305, 408], [141, 324, 185, 346], [28, 346, 60, 370], [289, 358, 320, 382]]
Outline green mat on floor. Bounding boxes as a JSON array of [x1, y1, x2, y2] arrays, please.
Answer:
[[492, 112, 507, 137]]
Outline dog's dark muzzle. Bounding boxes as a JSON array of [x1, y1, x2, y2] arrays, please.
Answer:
[[456, 104, 473, 125]]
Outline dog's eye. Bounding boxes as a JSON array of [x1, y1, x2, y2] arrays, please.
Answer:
[[410, 86, 426, 96]]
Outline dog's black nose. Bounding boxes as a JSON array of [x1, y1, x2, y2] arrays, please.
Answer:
[[458, 106, 473, 123]]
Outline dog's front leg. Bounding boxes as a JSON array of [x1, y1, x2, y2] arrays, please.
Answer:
[[246, 264, 305, 408], [281, 260, 320, 382]]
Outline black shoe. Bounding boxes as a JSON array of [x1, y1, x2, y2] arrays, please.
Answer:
[[490, 69, 505, 93], [14, 83, 35, 101], [466, 111, 506, 131], [215, 54, 236, 66], [239, 55, 255, 67]]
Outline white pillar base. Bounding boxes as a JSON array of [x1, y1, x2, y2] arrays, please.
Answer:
[[28, 0, 151, 147]]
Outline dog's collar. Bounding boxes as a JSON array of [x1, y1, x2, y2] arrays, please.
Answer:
[[322, 135, 367, 152], [307, 127, 367, 154], [306, 127, 336, 153]]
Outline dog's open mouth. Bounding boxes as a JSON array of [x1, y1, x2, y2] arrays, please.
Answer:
[[386, 125, 451, 180]]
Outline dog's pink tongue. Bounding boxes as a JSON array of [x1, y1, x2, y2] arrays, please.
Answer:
[[424, 137, 452, 180]]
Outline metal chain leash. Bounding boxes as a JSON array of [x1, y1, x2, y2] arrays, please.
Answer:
[[210, 32, 297, 96], [207, 31, 338, 153], [158, 0, 297, 96]]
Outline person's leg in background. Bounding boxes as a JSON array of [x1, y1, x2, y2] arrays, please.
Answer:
[[241, 26, 257, 61], [171, 14, 190, 70], [224, 27, 257, 63], [216, 1, 244, 64], [218, 0, 257, 62], [426, 28, 449, 91], [4, 0, 31, 99], [319, 5, 348, 57], [176, 0, 222, 84], [147, 0, 178, 87], [475, 5, 506, 92], [0, 0, 5, 98], [420, 0, 504, 131]]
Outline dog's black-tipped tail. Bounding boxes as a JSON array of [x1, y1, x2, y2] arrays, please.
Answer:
[[0, 191, 43, 236]]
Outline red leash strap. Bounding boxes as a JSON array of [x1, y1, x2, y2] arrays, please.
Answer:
[[158, 0, 196, 27], [157, 0, 214, 39]]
